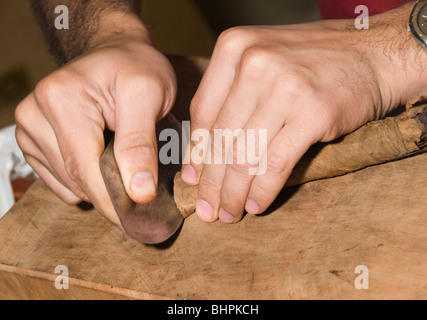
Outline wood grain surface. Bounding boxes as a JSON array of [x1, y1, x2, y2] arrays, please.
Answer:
[[0, 56, 426, 299]]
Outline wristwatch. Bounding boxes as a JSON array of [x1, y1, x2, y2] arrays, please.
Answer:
[[409, 0, 427, 48]]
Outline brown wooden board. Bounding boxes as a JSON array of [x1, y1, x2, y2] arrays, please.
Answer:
[[0, 56, 426, 299]]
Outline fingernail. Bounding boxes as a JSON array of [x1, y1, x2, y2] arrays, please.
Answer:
[[219, 207, 234, 223], [196, 199, 214, 222], [182, 165, 197, 185], [245, 199, 260, 215], [131, 172, 156, 197]]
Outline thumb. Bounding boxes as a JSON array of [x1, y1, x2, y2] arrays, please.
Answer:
[[113, 78, 164, 204]]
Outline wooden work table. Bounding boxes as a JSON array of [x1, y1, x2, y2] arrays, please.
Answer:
[[0, 57, 426, 300]]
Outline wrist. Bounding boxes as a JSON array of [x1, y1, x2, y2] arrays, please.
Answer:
[[365, 2, 427, 113], [86, 11, 153, 52]]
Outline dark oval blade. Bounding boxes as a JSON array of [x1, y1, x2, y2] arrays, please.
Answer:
[[100, 114, 184, 244]]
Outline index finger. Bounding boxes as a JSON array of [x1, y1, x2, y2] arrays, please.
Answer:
[[182, 28, 252, 185]]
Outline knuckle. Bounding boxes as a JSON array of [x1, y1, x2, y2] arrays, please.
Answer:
[[220, 189, 234, 205], [33, 79, 49, 104], [34, 74, 63, 108], [221, 190, 242, 212], [229, 133, 253, 170], [199, 173, 221, 195], [189, 139, 209, 165], [117, 132, 156, 158], [210, 135, 223, 164], [14, 101, 29, 129], [240, 46, 275, 73], [229, 153, 251, 175], [210, 128, 240, 165], [278, 68, 311, 95], [217, 26, 251, 54], [249, 181, 271, 205], [266, 151, 288, 176], [34, 76, 59, 104]]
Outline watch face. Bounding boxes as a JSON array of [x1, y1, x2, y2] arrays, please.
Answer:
[[417, 2, 427, 36], [410, 0, 427, 47]]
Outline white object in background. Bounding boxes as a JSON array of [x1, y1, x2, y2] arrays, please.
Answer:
[[0, 125, 35, 219]]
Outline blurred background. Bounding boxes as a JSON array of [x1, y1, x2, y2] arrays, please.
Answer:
[[0, 0, 320, 128]]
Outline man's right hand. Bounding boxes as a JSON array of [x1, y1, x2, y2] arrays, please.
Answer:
[[14, 13, 177, 227]]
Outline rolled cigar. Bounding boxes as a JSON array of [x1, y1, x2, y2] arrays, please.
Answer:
[[174, 104, 427, 217]]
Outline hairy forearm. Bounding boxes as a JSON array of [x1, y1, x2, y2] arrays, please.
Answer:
[[30, 0, 147, 64], [367, 1, 427, 110]]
